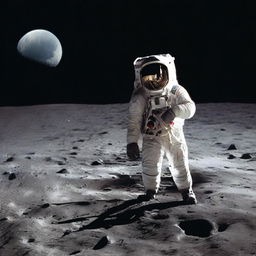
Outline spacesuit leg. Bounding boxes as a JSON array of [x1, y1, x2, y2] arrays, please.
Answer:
[[142, 137, 165, 193], [165, 140, 192, 191]]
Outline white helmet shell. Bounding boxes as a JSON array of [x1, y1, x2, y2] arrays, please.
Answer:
[[133, 53, 178, 95]]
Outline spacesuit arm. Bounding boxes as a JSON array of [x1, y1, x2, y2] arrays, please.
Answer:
[[127, 88, 146, 144], [172, 86, 196, 119]]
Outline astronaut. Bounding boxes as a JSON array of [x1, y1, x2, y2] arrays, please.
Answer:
[[127, 53, 197, 204]]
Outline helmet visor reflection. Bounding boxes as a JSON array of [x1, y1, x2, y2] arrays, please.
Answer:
[[141, 63, 168, 91]]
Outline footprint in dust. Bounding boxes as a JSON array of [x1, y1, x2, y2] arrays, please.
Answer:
[[152, 213, 169, 220], [44, 157, 52, 162], [23, 203, 50, 216], [44, 157, 66, 166]]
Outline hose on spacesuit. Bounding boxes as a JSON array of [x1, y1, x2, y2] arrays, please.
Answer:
[[144, 107, 175, 136]]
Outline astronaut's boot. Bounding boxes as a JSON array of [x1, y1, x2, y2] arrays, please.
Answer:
[[180, 189, 197, 204], [138, 189, 156, 201], [145, 189, 156, 200]]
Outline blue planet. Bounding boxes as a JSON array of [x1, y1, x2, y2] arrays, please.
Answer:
[[17, 29, 62, 67]]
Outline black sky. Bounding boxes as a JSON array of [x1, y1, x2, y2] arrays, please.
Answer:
[[3, 0, 256, 106]]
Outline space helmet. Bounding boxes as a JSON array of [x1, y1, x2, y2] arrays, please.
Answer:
[[133, 53, 178, 95]]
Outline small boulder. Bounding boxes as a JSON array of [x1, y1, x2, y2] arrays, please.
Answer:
[[240, 153, 252, 159], [91, 159, 104, 165], [6, 157, 14, 162], [227, 144, 237, 150], [41, 203, 50, 208], [9, 173, 16, 180], [57, 168, 69, 174]]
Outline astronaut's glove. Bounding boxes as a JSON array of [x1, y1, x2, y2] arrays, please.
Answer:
[[160, 108, 175, 126], [127, 143, 140, 160]]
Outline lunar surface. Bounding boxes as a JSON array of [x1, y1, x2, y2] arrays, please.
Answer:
[[17, 29, 62, 67], [0, 103, 255, 256]]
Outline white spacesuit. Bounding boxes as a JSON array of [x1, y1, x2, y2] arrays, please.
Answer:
[[127, 53, 197, 204]]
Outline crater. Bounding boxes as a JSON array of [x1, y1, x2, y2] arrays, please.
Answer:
[[178, 219, 214, 238]]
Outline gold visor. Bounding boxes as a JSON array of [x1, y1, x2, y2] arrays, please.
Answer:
[[140, 63, 168, 91]]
